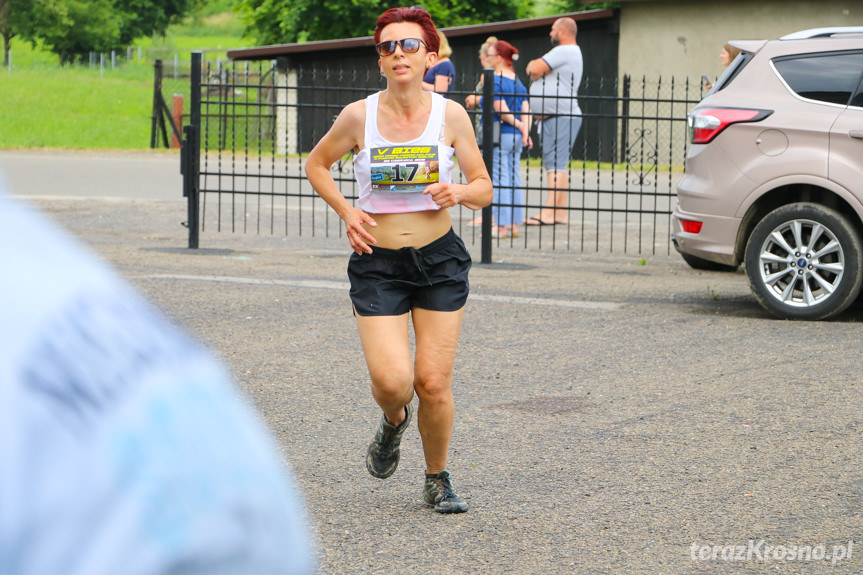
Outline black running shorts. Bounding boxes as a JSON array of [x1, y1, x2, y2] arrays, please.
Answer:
[[347, 228, 472, 316]]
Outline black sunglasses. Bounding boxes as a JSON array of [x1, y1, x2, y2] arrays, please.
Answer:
[[375, 38, 428, 57]]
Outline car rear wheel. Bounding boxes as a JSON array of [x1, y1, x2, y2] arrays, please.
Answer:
[[744, 203, 863, 320]]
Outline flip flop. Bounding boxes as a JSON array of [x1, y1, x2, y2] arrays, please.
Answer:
[[525, 216, 556, 226]]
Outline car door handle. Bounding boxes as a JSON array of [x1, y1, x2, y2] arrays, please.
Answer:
[[849, 130, 863, 139]]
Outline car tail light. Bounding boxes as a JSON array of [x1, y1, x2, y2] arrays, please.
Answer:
[[680, 219, 703, 234], [689, 108, 772, 144]]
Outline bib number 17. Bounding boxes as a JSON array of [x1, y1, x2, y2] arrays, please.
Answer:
[[391, 163, 419, 183]]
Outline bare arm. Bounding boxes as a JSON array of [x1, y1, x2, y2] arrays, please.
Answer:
[[493, 98, 518, 129], [493, 98, 531, 146], [520, 99, 532, 147], [423, 101, 492, 211], [423, 74, 452, 94], [526, 57, 550, 82], [465, 75, 486, 109], [304, 100, 378, 254]]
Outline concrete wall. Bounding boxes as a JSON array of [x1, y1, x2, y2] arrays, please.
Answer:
[[619, 0, 863, 84]]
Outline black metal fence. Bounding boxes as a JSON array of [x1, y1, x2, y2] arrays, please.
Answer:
[[179, 52, 704, 258]]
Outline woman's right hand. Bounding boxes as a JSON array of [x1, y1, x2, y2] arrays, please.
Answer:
[[342, 207, 378, 255]]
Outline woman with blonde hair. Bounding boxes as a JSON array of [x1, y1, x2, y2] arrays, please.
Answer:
[[465, 36, 498, 226], [422, 30, 455, 93], [477, 36, 497, 71], [465, 36, 498, 109], [720, 42, 741, 66], [704, 42, 742, 90]]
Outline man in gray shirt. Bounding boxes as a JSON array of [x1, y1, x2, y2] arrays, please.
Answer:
[[525, 17, 583, 226]]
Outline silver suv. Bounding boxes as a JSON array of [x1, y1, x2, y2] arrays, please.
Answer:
[[673, 27, 863, 320]]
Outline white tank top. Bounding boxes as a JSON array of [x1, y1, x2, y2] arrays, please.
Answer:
[[354, 91, 456, 214]]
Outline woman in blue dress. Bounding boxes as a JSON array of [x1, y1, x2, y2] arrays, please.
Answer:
[[482, 40, 532, 239]]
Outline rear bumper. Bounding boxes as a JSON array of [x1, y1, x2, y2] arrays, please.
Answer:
[[672, 140, 754, 267], [671, 203, 741, 267]]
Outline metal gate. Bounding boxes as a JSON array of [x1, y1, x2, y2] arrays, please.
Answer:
[[180, 52, 703, 260]]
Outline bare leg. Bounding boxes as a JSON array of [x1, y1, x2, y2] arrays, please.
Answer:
[[355, 312, 414, 426], [528, 170, 569, 225], [411, 307, 464, 474], [549, 171, 569, 223]]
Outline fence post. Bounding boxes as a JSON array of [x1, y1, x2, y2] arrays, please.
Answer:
[[150, 60, 163, 148], [619, 74, 630, 165], [182, 52, 202, 249], [171, 94, 184, 149], [480, 67, 495, 265]]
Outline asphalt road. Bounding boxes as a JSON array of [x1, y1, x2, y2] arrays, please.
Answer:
[[3, 150, 861, 574]]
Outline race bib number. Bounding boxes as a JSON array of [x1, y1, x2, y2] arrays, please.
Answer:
[[370, 146, 439, 193]]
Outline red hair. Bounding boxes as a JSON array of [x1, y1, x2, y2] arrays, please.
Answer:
[[492, 40, 519, 67], [374, 7, 440, 54]]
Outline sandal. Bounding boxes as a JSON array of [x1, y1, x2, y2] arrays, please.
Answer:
[[525, 216, 556, 226]]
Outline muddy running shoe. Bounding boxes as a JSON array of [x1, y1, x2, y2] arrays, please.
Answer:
[[366, 404, 413, 479], [423, 470, 468, 513]]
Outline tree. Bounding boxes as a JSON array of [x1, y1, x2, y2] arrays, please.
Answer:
[[11, 0, 121, 64], [4, 0, 202, 65], [114, 0, 203, 45], [0, 0, 10, 66], [552, 0, 619, 12], [0, 0, 25, 67], [236, 0, 533, 45]]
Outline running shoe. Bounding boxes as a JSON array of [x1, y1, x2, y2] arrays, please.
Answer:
[[365, 403, 413, 479]]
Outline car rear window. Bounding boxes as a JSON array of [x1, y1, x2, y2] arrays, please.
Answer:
[[773, 51, 863, 105]]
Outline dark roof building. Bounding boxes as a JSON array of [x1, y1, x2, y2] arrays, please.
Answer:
[[225, 10, 620, 158]]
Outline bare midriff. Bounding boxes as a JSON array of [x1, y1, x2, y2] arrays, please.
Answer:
[[363, 209, 452, 250]]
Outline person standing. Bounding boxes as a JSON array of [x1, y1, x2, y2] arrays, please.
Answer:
[[304, 7, 492, 514], [482, 40, 532, 239], [422, 30, 455, 94], [525, 17, 583, 226], [464, 35, 499, 114], [464, 35, 499, 227], [703, 43, 741, 90]]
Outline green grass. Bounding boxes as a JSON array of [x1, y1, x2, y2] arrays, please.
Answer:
[[0, 3, 605, 151], [4, 38, 63, 68], [136, 33, 253, 63], [1, 8, 251, 150], [523, 156, 684, 173], [0, 65, 158, 149]]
